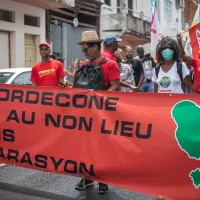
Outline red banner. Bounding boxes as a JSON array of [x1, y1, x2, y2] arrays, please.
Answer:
[[0, 84, 200, 200], [189, 21, 200, 58]]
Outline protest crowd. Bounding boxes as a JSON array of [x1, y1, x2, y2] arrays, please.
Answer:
[[31, 30, 200, 96], [30, 26, 200, 194], [2, 0, 200, 199]]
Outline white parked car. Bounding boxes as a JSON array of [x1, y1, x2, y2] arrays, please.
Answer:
[[0, 68, 32, 85]]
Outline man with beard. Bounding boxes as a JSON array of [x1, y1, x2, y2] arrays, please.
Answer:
[[123, 46, 144, 91], [74, 31, 120, 193]]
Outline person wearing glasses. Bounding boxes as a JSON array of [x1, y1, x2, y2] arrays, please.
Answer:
[[74, 31, 120, 193], [75, 31, 120, 92], [30, 42, 65, 87]]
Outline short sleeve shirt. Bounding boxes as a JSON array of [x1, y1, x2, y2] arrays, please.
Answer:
[[31, 60, 65, 87], [120, 63, 135, 92], [143, 60, 154, 81], [124, 59, 144, 86], [102, 50, 117, 62], [152, 61, 189, 93]]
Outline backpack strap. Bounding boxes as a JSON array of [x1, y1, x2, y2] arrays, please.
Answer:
[[78, 58, 110, 70], [155, 64, 161, 79], [86, 60, 91, 65], [97, 58, 110, 65], [177, 60, 184, 84], [155, 62, 183, 83]]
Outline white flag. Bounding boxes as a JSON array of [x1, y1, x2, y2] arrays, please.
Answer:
[[151, 0, 160, 51]]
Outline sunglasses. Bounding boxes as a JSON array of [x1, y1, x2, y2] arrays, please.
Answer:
[[82, 46, 93, 53]]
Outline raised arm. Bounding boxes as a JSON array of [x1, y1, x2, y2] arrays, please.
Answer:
[[177, 33, 192, 66]]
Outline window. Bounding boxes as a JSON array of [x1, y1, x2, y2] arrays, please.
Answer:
[[0, 9, 14, 22], [164, 0, 172, 22], [117, 0, 120, 13], [12, 72, 32, 85], [0, 72, 14, 84], [176, 0, 184, 8], [180, 0, 184, 7], [104, 0, 111, 6], [128, 0, 133, 15], [24, 15, 40, 27]]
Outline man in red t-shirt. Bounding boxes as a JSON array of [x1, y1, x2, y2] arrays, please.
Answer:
[[177, 33, 200, 93], [31, 42, 65, 87], [102, 34, 121, 62], [74, 31, 120, 194]]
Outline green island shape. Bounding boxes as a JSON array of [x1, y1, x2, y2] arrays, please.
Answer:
[[172, 100, 200, 189], [190, 169, 200, 189]]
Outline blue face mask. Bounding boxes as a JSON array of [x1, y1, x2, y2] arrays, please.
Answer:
[[162, 48, 174, 60]]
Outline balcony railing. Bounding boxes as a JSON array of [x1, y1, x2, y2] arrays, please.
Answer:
[[101, 12, 150, 37]]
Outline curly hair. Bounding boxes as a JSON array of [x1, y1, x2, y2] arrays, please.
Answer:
[[156, 37, 180, 64]]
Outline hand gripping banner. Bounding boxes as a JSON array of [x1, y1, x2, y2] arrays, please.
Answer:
[[0, 84, 200, 200]]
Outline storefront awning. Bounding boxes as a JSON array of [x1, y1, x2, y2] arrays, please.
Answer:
[[13, 0, 75, 9]]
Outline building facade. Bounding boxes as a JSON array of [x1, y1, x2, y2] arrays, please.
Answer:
[[48, 0, 102, 69], [100, 0, 151, 54], [156, 0, 198, 52], [0, 0, 76, 69], [158, 0, 198, 38], [0, 0, 46, 68], [100, 0, 198, 54]]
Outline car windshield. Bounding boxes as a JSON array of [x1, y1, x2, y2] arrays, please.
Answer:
[[0, 72, 14, 83]]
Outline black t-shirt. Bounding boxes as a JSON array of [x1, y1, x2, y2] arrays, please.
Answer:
[[123, 59, 144, 86]]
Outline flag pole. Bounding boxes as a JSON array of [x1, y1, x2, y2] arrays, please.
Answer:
[[182, 27, 190, 34], [182, 21, 200, 35]]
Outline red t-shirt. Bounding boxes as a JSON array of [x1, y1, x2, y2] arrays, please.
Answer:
[[102, 50, 117, 62], [81, 57, 120, 90], [192, 58, 200, 93], [31, 60, 65, 87]]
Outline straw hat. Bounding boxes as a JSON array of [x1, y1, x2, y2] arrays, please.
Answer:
[[77, 31, 104, 45]]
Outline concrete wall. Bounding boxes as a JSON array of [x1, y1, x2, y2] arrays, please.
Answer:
[[101, 0, 118, 15], [100, 0, 151, 39], [51, 24, 62, 57], [100, 0, 151, 20], [129, 0, 151, 22], [100, 0, 187, 55], [51, 22, 95, 72], [0, 0, 45, 68]]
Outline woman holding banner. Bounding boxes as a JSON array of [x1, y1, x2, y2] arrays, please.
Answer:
[[152, 37, 193, 94]]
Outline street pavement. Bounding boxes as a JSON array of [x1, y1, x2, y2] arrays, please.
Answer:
[[0, 164, 159, 200]]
